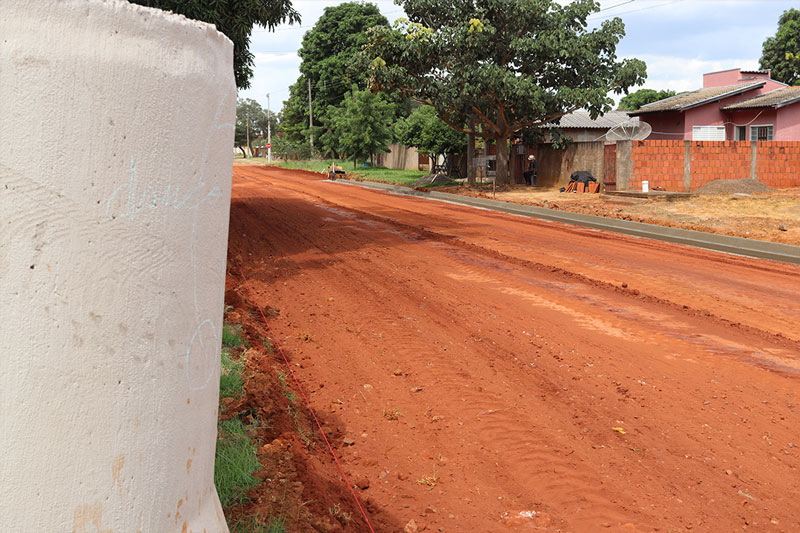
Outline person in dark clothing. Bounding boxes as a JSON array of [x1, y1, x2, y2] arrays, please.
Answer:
[[523, 155, 537, 186]]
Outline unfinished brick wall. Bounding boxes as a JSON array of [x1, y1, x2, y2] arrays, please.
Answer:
[[690, 141, 752, 190], [629, 140, 684, 191], [621, 140, 800, 192], [756, 142, 800, 189]]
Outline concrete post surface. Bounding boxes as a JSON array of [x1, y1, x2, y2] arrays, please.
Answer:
[[683, 141, 692, 192], [615, 140, 632, 190], [0, 1, 235, 531]]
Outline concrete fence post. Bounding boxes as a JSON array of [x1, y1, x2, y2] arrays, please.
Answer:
[[683, 141, 692, 192], [0, 1, 235, 531], [751, 141, 758, 180], [615, 140, 632, 191]]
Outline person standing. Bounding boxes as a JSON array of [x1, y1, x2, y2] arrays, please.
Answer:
[[523, 154, 537, 186]]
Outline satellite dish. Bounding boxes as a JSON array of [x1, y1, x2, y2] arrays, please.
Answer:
[[605, 119, 652, 141]]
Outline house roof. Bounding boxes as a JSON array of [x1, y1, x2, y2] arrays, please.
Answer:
[[552, 110, 632, 129], [721, 86, 800, 110], [628, 81, 765, 116]]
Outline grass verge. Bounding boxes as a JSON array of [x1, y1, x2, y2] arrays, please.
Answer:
[[265, 158, 429, 186], [215, 417, 261, 508], [216, 321, 286, 532]]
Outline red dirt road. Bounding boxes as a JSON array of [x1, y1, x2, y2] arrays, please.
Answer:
[[227, 165, 800, 532]]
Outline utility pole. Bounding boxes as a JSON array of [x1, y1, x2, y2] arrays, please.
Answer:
[[307, 78, 314, 153], [266, 93, 271, 163], [246, 116, 250, 158]]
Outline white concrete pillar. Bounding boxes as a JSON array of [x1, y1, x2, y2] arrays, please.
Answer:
[[0, 2, 235, 531]]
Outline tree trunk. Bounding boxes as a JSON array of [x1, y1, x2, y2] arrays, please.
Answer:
[[238, 146, 246, 158], [353, 158, 357, 170], [467, 115, 476, 187], [430, 155, 436, 173], [495, 135, 510, 186]]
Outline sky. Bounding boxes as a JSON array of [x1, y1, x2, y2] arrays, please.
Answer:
[[238, 0, 797, 113]]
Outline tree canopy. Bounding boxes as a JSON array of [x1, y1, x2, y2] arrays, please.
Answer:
[[395, 106, 466, 171], [131, 0, 300, 89], [235, 98, 277, 156], [617, 89, 677, 111], [363, 0, 646, 184], [326, 87, 395, 168], [760, 8, 800, 86], [281, 2, 389, 148]]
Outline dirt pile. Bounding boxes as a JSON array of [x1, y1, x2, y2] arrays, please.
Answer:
[[695, 178, 773, 195], [410, 173, 452, 187]]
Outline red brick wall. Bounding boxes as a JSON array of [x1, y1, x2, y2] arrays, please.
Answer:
[[629, 140, 684, 191], [625, 140, 800, 191], [690, 141, 751, 190], [756, 142, 800, 188]]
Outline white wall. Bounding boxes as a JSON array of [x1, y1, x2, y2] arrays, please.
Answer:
[[0, 2, 235, 531]]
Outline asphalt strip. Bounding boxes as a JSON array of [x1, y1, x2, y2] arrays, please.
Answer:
[[329, 179, 800, 266]]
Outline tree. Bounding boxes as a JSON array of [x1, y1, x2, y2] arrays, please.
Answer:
[[235, 98, 267, 157], [618, 89, 677, 111], [760, 8, 800, 86], [280, 3, 389, 150], [327, 87, 395, 168], [395, 106, 466, 172], [131, 0, 300, 89], [364, 0, 646, 185]]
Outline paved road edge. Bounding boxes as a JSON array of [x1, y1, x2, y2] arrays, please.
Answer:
[[333, 179, 800, 266]]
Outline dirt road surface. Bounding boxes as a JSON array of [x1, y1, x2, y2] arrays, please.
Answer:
[[227, 164, 800, 532]]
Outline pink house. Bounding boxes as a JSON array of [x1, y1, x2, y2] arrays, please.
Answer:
[[629, 68, 800, 141]]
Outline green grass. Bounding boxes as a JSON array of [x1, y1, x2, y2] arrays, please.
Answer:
[[222, 324, 247, 348], [214, 418, 262, 509], [220, 348, 245, 400], [267, 158, 428, 185], [230, 515, 286, 533]]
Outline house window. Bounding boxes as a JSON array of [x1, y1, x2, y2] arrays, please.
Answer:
[[750, 125, 773, 141], [692, 126, 725, 141], [734, 126, 747, 141]]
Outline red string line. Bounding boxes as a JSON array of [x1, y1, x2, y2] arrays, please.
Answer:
[[236, 265, 375, 532]]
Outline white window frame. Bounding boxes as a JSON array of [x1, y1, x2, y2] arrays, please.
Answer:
[[692, 125, 725, 141], [749, 124, 774, 141], [734, 125, 747, 141]]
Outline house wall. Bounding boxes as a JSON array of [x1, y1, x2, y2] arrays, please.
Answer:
[[774, 104, 800, 141], [0, 2, 233, 532], [618, 140, 800, 191], [383, 143, 422, 170], [640, 112, 685, 140], [703, 69, 783, 91]]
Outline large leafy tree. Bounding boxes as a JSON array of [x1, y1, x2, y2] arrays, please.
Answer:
[[327, 87, 395, 168], [235, 98, 272, 156], [618, 89, 677, 111], [760, 8, 800, 86], [395, 106, 466, 172], [131, 0, 300, 89], [364, 0, 646, 184], [281, 2, 389, 148]]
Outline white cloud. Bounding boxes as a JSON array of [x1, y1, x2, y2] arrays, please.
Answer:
[[630, 55, 761, 92]]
